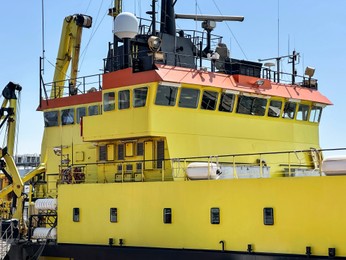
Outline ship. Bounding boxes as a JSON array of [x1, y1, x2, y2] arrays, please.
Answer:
[[1, 0, 346, 259]]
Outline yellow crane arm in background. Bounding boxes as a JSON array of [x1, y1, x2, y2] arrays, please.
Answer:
[[0, 163, 46, 199], [51, 14, 92, 99], [0, 82, 25, 223]]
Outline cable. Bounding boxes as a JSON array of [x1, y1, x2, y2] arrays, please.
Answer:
[[41, 0, 45, 74], [211, 0, 248, 60], [15, 91, 21, 158], [28, 225, 57, 260], [84, 0, 92, 14], [79, 0, 108, 71]]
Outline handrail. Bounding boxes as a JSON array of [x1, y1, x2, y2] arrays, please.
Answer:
[[42, 73, 102, 100], [57, 147, 346, 183], [0, 220, 16, 260]]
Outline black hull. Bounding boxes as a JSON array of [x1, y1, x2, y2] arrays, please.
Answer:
[[6, 243, 345, 260]]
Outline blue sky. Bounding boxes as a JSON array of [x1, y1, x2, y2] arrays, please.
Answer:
[[1, 0, 346, 156]]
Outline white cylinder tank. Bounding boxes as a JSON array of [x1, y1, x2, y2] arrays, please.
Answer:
[[35, 198, 57, 211], [113, 12, 138, 39], [186, 162, 221, 180], [33, 227, 57, 240]]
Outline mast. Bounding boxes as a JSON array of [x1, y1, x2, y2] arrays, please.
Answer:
[[160, 0, 175, 35]]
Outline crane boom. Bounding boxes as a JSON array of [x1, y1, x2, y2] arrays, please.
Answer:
[[51, 14, 92, 98]]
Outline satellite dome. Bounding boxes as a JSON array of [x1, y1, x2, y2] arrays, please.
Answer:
[[113, 12, 139, 39]]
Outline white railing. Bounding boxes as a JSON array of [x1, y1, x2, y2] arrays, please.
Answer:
[[0, 220, 16, 260]]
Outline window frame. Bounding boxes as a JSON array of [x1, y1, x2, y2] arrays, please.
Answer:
[[133, 87, 148, 108], [178, 87, 200, 109], [103, 92, 116, 112], [236, 95, 267, 116], [296, 103, 310, 121], [44, 110, 59, 127], [268, 100, 283, 118], [61, 108, 75, 125], [282, 102, 297, 119], [309, 106, 323, 123], [88, 105, 99, 116], [218, 92, 235, 113], [76, 107, 86, 124], [118, 89, 130, 110], [201, 90, 219, 111], [155, 84, 178, 106]]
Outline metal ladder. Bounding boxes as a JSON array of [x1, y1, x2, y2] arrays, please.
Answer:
[[0, 220, 15, 260]]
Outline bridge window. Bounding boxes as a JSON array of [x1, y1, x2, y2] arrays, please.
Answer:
[[61, 108, 74, 125], [297, 104, 309, 121], [104, 92, 116, 111], [119, 90, 130, 109], [268, 100, 282, 117], [155, 85, 178, 106], [219, 93, 235, 112], [178, 88, 200, 108], [44, 111, 59, 127], [309, 106, 322, 123], [282, 102, 297, 119], [201, 91, 218, 110], [88, 105, 99, 116], [134, 87, 148, 107], [76, 107, 86, 124], [237, 96, 267, 116]]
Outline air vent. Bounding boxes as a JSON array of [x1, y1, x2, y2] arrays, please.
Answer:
[[136, 163, 142, 172], [126, 164, 133, 173]]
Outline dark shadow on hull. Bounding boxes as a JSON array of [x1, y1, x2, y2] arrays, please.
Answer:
[[6, 243, 343, 260]]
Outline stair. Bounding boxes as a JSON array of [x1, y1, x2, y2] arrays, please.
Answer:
[[0, 220, 17, 259]]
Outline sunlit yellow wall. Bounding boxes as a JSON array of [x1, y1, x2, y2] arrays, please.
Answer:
[[41, 107, 98, 196], [58, 176, 346, 257], [82, 83, 320, 159]]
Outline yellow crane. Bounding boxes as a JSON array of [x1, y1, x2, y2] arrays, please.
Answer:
[[51, 14, 92, 98], [0, 83, 45, 234], [0, 82, 24, 222]]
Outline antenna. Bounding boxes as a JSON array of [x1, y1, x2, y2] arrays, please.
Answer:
[[41, 0, 45, 74], [175, 14, 244, 22], [277, 0, 280, 57]]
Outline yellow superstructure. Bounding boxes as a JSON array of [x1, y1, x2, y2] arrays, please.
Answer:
[[6, 1, 345, 259]]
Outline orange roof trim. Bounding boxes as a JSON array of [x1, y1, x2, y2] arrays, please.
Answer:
[[102, 64, 332, 105]]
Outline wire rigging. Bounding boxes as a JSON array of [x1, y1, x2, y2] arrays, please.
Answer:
[[79, 0, 107, 71], [211, 0, 248, 60], [15, 91, 21, 158], [84, 0, 92, 13], [41, 0, 45, 74]]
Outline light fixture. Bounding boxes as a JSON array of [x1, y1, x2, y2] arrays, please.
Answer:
[[207, 52, 220, 60], [255, 79, 265, 86], [148, 36, 162, 52], [305, 66, 315, 78]]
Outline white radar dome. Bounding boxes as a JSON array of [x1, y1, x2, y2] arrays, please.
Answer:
[[113, 12, 139, 39]]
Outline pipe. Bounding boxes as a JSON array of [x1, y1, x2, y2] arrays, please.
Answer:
[[160, 0, 176, 35]]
